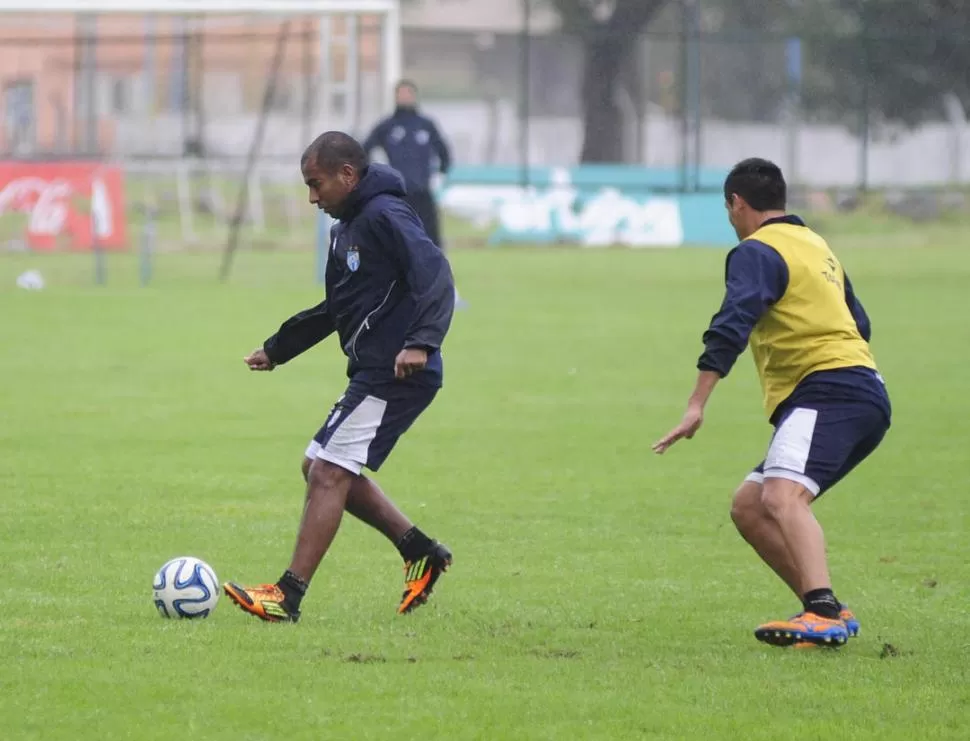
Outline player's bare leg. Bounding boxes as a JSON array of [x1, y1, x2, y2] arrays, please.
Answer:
[[286, 460, 354, 581], [346, 475, 416, 542], [760, 479, 829, 592], [303, 457, 413, 543], [224, 459, 352, 622], [730, 480, 802, 595], [346, 474, 453, 613], [301, 458, 452, 614], [753, 478, 848, 646]]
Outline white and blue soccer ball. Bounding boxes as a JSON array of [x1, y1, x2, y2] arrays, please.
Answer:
[[152, 557, 219, 619]]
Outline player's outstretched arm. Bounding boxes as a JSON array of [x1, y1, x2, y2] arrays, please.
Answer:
[[251, 299, 335, 371], [653, 370, 720, 454], [653, 241, 786, 454]]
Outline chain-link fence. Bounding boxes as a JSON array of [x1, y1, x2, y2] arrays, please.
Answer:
[[406, 5, 970, 191]]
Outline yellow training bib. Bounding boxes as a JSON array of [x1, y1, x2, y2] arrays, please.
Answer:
[[747, 222, 876, 416]]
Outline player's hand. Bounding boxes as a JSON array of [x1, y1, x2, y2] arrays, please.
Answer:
[[394, 348, 428, 379], [652, 404, 704, 454], [244, 348, 276, 371]]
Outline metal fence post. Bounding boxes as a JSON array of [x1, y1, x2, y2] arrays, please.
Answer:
[[140, 209, 156, 286]]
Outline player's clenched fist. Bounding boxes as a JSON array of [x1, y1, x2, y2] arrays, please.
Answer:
[[244, 348, 276, 371], [394, 348, 428, 379]]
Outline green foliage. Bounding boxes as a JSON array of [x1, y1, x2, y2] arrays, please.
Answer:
[[704, 0, 970, 126]]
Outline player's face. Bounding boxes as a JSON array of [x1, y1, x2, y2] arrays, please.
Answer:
[[303, 162, 357, 216], [395, 85, 417, 108]]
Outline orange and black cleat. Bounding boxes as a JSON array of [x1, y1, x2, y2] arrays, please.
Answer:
[[755, 611, 848, 647], [398, 542, 452, 614], [223, 582, 300, 623]]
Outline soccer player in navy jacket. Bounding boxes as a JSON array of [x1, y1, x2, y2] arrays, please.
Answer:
[[224, 132, 456, 622], [654, 159, 891, 648], [363, 80, 451, 248]]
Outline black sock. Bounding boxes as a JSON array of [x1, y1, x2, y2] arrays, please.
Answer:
[[396, 526, 434, 562], [277, 570, 308, 613], [803, 588, 841, 620]]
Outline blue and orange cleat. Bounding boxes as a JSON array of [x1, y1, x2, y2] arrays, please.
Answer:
[[793, 608, 858, 649], [398, 542, 452, 614], [755, 611, 849, 647], [840, 605, 860, 637], [223, 582, 300, 623]]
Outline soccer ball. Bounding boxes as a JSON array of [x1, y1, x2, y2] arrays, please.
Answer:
[[152, 556, 220, 619]]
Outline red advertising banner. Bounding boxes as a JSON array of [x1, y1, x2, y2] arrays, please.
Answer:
[[0, 162, 127, 251]]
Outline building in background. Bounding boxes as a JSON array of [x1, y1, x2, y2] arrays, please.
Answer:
[[0, 12, 385, 158]]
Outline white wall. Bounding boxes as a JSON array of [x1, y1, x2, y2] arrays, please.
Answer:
[[419, 101, 970, 187], [112, 101, 970, 187]]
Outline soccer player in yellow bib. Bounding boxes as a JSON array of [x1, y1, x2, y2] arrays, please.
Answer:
[[653, 158, 891, 648]]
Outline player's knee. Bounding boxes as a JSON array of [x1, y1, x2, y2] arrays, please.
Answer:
[[307, 459, 354, 495], [730, 484, 762, 531], [760, 481, 804, 521]]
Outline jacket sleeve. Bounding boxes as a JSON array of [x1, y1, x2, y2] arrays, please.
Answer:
[[263, 299, 335, 365], [376, 202, 455, 351], [362, 119, 388, 155], [697, 240, 789, 377], [843, 272, 872, 341], [428, 120, 452, 174]]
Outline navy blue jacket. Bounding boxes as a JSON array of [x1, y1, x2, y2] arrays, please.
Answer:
[[363, 107, 451, 193], [263, 164, 455, 384], [698, 215, 890, 422]]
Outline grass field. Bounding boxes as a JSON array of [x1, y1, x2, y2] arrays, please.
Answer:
[[2, 235, 969, 740]]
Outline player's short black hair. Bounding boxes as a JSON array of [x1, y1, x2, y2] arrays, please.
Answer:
[[301, 131, 368, 174], [724, 158, 786, 211], [396, 79, 418, 93]]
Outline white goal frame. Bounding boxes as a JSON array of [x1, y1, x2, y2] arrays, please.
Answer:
[[0, 0, 402, 114]]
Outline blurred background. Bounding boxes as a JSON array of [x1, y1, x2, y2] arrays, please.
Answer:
[[0, 0, 968, 263]]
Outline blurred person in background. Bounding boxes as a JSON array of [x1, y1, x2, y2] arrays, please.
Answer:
[[364, 80, 466, 308]]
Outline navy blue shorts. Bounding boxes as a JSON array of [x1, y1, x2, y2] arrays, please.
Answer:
[[746, 400, 889, 496], [305, 376, 438, 475]]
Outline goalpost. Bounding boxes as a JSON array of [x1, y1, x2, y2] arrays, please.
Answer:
[[0, 0, 401, 283]]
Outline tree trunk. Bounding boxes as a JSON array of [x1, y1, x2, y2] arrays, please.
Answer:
[[579, 34, 634, 163]]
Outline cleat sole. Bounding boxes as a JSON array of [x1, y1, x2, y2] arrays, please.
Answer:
[[755, 628, 848, 648], [224, 583, 255, 607]]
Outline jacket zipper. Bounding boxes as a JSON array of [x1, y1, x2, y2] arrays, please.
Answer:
[[350, 281, 397, 361]]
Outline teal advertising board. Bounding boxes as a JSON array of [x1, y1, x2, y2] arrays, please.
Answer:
[[438, 165, 736, 247]]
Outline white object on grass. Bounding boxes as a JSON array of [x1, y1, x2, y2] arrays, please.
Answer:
[[16, 270, 44, 290]]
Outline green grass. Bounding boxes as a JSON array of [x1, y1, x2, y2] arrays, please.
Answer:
[[1, 238, 969, 740]]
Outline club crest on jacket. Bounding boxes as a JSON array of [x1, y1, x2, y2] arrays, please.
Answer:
[[346, 246, 360, 272]]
